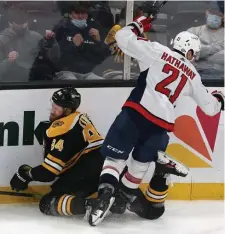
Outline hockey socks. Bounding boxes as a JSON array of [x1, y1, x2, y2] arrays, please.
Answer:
[[121, 157, 150, 193], [145, 175, 168, 207], [128, 175, 167, 220], [110, 157, 150, 214], [39, 194, 86, 216], [98, 157, 126, 191]]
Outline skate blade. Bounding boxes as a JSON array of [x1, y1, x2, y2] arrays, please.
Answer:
[[158, 151, 189, 177], [83, 207, 91, 221], [89, 197, 115, 226]]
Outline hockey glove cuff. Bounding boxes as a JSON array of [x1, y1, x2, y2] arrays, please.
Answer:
[[10, 164, 33, 192], [128, 16, 152, 36], [212, 91, 224, 111]]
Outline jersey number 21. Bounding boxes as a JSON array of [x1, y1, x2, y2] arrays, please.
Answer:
[[155, 64, 188, 104]]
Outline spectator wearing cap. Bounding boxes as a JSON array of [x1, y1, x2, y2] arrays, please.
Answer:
[[187, 1, 224, 73], [0, 7, 60, 82], [52, 3, 110, 80]]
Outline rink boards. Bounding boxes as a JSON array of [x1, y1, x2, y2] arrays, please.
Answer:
[[0, 88, 224, 203]]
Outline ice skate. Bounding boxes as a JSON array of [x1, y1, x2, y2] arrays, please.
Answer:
[[155, 151, 189, 177], [88, 187, 115, 226]]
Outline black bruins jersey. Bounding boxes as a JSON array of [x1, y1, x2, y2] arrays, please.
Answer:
[[41, 112, 103, 177]]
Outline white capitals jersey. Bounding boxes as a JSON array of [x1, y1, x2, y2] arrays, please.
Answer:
[[115, 26, 221, 132]]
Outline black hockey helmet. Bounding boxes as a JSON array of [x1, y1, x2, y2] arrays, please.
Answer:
[[52, 87, 81, 110]]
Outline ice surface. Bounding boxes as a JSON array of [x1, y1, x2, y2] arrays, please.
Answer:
[[0, 201, 224, 234]]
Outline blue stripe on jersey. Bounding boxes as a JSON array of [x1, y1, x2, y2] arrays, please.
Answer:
[[127, 69, 149, 103]]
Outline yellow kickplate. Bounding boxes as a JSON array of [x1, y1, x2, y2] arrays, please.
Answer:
[[0, 183, 223, 204]]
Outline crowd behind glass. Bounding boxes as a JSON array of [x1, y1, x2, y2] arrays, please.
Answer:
[[0, 1, 224, 83]]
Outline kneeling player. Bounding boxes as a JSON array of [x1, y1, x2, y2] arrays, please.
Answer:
[[10, 87, 104, 217]]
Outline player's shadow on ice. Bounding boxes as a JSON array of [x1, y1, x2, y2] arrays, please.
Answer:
[[103, 211, 163, 226]]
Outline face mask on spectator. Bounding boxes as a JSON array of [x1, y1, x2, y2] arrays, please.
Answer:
[[10, 22, 28, 36], [206, 13, 222, 29], [71, 19, 87, 28], [14, 27, 27, 36]]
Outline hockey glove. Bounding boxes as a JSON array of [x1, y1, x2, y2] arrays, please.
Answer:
[[128, 16, 152, 36], [10, 165, 33, 192], [212, 91, 224, 111]]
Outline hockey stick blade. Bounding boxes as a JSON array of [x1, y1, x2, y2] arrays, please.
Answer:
[[0, 190, 42, 198]]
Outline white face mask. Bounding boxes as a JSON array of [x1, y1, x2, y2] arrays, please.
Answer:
[[71, 19, 87, 28], [206, 13, 222, 29]]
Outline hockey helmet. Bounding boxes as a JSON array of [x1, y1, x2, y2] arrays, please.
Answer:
[[172, 31, 201, 60], [52, 87, 81, 110]]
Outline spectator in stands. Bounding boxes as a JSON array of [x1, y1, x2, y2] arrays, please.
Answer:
[[0, 2, 8, 32], [0, 7, 60, 82], [89, 1, 114, 34], [57, 1, 77, 18], [57, 0, 114, 31], [53, 2, 110, 80], [187, 1, 224, 75], [1, 1, 60, 36]]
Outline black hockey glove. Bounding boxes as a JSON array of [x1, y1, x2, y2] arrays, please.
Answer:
[[10, 165, 33, 192], [212, 91, 224, 111]]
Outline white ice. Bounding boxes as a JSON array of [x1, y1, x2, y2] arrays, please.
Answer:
[[0, 201, 224, 234]]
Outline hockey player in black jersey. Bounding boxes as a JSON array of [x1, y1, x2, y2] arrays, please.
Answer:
[[10, 87, 104, 217]]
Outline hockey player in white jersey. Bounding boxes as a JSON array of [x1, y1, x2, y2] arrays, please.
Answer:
[[88, 16, 224, 226]]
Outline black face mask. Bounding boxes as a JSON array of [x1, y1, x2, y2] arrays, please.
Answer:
[[13, 27, 27, 36], [9, 22, 28, 36]]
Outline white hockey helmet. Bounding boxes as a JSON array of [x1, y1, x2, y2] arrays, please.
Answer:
[[172, 31, 201, 60]]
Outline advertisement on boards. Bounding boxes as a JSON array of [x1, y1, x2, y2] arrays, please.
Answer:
[[0, 88, 223, 202]]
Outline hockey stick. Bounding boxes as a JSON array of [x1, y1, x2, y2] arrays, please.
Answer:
[[0, 190, 42, 199], [149, 1, 168, 20]]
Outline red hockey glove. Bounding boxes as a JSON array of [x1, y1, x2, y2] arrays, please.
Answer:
[[128, 16, 152, 36]]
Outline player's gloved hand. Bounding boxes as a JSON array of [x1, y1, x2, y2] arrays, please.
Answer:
[[10, 165, 33, 192], [212, 91, 224, 111], [128, 16, 152, 36]]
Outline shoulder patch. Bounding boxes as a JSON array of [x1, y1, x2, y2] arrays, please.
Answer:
[[78, 113, 104, 143], [47, 112, 81, 138], [52, 120, 64, 128]]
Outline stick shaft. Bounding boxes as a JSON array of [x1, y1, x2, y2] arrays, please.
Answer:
[[0, 190, 42, 198], [149, 1, 168, 19]]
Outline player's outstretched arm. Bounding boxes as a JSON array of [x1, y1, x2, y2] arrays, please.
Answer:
[[9, 134, 68, 192], [115, 16, 155, 63], [10, 164, 57, 192], [190, 75, 224, 116]]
